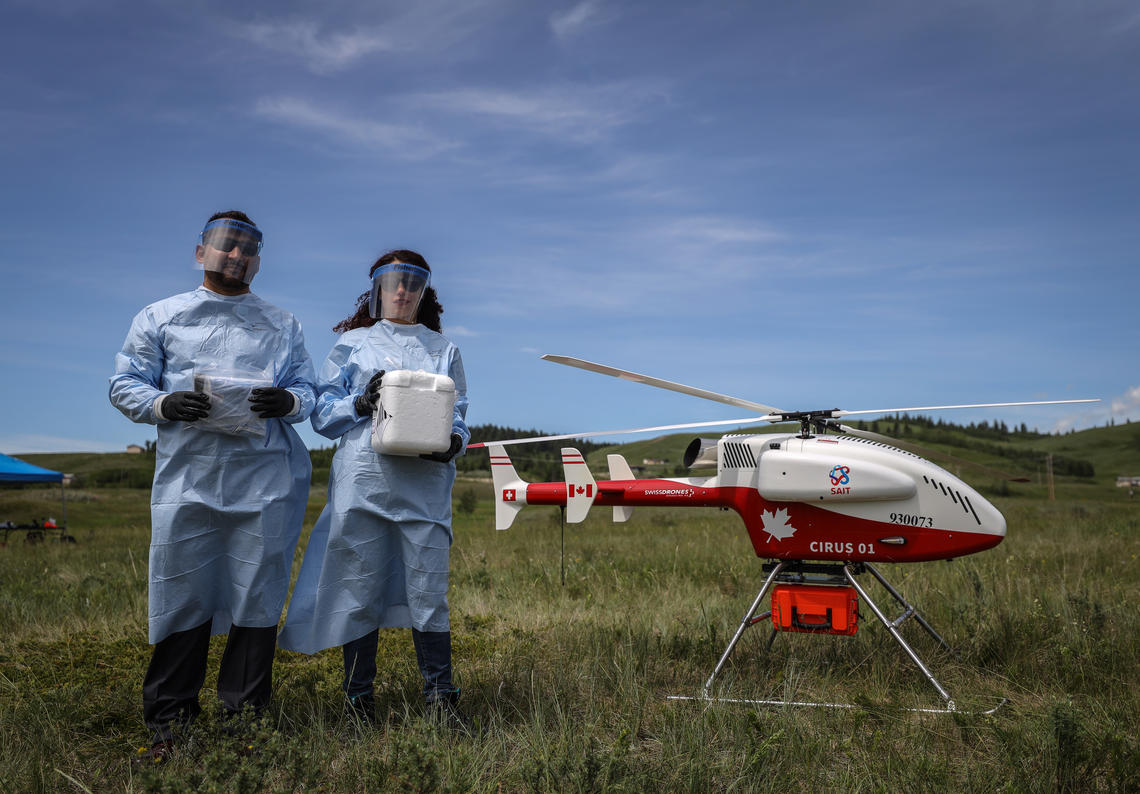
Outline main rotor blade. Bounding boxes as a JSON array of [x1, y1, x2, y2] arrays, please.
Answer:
[[466, 417, 765, 449], [835, 398, 1099, 418], [542, 355, 785, 416], [837, 425, 1030, 482]]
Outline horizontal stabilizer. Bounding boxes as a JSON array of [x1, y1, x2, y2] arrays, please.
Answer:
[[562, 447, 596, 523], [607, 454, 635, 523]]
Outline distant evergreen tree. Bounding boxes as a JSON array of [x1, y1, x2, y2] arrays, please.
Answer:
[[307, 425, 609, 483], [456, 488, 478, 514], [455, 424, 607, 480]]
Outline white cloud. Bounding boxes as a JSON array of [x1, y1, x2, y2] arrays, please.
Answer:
[[254, 79, 664, 157], [254, 97, 456, 159], [452, 150, 684, 200], [1048, 387, 1134, 433], [650, 215, 784, 246], [232, 19, 396, 73], [1111, 384, 1140, 417], [550, 0, 610, 41], [447, 324, 479, 337], [410, 80, 667, 143], [225, 2, 512, 73], [1051, 415, 1080, 434], [1102, 7, 1140, 36]]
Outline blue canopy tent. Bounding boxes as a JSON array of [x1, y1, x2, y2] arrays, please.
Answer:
[[0, 453, 72, 542]]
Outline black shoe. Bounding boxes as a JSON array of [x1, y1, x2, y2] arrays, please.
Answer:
[[346, 693, 376, 724], [134, 740, 174, 765], [426, 692, 473, 733]]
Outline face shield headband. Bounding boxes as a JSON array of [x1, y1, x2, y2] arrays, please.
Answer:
[[197, 218, 263, 284], [368, 262, 431, 322]]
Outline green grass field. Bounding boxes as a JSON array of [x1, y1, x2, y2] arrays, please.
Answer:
[[1, 434, 1138, 792]]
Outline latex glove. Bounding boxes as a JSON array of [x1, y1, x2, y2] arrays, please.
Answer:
[[421, 433, 464, 463], [161, 391, 210, 422], [353, 371, 386, 417], [248, 387, 294, 419]]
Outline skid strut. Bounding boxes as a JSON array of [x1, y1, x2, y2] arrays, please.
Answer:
[[667, 561, 1005, 714]]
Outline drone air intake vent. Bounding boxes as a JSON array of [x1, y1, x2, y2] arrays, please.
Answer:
[[722, 442, 756, 469], [923, 475, 981, 525], [837, 435, 923, 460]]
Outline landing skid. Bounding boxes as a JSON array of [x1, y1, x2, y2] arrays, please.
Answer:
[[666, 560, 1006, 715]]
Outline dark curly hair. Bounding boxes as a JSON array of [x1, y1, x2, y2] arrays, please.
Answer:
[[333, 249, 443, 334]]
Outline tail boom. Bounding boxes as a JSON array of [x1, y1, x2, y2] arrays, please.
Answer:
[[523, 478, 725, 509]]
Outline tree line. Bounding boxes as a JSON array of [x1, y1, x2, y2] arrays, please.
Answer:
[[308, 424, 607, 483], [456, 425, 608, 482]]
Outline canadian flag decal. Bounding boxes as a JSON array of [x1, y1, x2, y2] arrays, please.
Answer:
[[568, 484, 593, 498], [503, 489, 516, 502]]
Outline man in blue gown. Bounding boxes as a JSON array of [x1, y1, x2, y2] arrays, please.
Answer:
[[109, 210, 316, 761]]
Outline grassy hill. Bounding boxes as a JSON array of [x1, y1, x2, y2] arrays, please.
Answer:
[[1031, 420, 1140, 476], [18, 451, 157, 488]]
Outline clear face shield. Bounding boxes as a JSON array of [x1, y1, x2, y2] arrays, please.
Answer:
[[195, 218, 263, 285], [368, 262, 431, 323]]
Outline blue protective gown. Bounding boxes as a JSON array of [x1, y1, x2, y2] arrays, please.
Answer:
[[109, 287, 316, 644], [279, 320, 469, 655]]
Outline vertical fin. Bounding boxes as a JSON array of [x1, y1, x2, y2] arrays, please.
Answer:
[[607, 453, 635, 523], [488, 443, 528, 530], [562, 447, 596, 524]]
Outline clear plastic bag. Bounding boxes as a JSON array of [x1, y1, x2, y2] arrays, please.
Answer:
[[191, 362, 273, 438]]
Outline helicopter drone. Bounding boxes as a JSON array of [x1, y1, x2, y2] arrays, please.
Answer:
[[470, 355, 1097, 713]]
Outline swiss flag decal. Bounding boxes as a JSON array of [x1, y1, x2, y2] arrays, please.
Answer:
[[503, 489, 516, 502]]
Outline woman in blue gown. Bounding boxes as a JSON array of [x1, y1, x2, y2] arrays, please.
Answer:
[[280, 250, 469, 724]]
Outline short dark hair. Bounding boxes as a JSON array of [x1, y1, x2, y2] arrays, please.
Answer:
[[207, 210, 257, 228]]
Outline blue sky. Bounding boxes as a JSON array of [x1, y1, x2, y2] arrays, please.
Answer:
[[1, 0, 1137, 455]]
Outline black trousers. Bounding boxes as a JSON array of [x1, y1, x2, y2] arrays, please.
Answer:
[[142, 620, 277, 743]]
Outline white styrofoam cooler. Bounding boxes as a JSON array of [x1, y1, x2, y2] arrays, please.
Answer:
[[370, 369, 456, 456]]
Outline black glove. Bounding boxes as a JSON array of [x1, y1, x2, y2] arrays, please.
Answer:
[[421, 433, 464, 463], [161, 391, 210, 422], [353, 371, 386, 417], [249, 387, 294, 419]]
